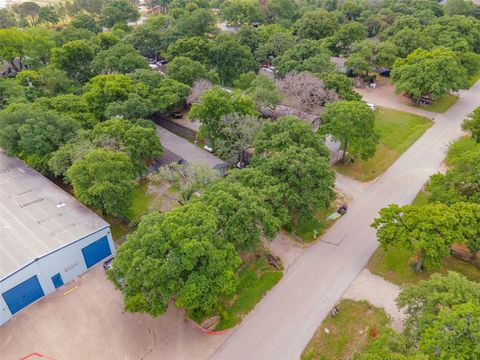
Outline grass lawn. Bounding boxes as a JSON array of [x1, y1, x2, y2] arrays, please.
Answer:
[[335, 108, 432, 182], [126, 181, 154, 222], [468, 68, 480, 88], [294, 207, 337, 243], [411, 189, 429, 206], [368, 245, 480, 286], [410, 94, 459, 113], [302, 299, 391, 360], [213, 255, 283, 330]]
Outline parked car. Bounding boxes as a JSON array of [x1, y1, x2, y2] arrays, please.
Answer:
[[366, 102, 376, 111], [171, 112, 183, 119]]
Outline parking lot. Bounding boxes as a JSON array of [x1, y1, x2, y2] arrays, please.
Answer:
[[0, 265, 228, 360]]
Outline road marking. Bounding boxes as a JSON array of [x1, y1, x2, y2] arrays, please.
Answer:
[[63, 286, 78, 296]]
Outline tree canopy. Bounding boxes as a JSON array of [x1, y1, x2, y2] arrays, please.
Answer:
[[108, 202, 241, 317], [320, 100, 379, 161], [391, 48, 468, 101], [67, 148, 136, 217]]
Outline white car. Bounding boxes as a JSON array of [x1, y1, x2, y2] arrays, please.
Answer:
[[366, 102, 376, 111]]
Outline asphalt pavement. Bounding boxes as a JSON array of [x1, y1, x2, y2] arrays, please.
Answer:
[[211, 81, 480, 360]]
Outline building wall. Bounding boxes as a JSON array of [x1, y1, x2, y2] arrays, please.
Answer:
[[0, 227, 114, 326]]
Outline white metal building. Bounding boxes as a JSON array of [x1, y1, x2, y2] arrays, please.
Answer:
[[0, 152, 114, 326]]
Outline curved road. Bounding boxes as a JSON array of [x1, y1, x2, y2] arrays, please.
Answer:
[[212, 81, 480, 360]]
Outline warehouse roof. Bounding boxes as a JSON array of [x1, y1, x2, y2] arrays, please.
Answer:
[[0, 152, 109, 281]]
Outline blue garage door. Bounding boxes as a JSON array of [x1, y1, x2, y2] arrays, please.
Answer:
[[81, 235, 112, 268], [2, 276, 45, 315]]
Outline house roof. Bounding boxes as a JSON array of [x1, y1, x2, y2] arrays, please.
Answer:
[[155, 126, 227, 169], [0, 152, 109, 281]]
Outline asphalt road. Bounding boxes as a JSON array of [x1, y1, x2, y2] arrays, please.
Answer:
[[211, 81, 480, 360]]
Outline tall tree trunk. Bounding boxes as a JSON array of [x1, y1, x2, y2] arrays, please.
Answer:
[[416, 249, 425, 272]]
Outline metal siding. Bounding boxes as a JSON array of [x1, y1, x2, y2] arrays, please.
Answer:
[[2, 275, 45, 314], [81, 236, 112, 268]]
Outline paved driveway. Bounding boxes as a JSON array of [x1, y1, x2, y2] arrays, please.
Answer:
[[212, 82, 480, 359], [0, 265, 227, 360]]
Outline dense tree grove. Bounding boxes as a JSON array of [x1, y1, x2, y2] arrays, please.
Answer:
[[1, 0, 479, 330]]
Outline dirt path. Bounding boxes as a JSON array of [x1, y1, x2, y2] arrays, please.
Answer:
[[342, 269, 405, 332]]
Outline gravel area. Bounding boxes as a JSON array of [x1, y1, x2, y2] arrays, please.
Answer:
[[342, 269, 405, 332]]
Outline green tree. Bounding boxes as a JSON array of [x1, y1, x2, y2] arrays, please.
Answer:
[[38, 6, 59, 25], [100, 0, 139, 28], [167, 56, 210, 85], [167, 36, 210, 63], [419, 302, 480, 359], [451, 202, 480, 260], [67, 149, 136, 217], [427, 148, 480, 205], [69, 14, 101, 33], [262, 0, 297, 25], [35, 93, 96, 128], [209, 35, 258, 84], [129, 14, 173, 57], [91, 118, 163, 171], [83, 74, 136, 119], [320, 101, 379, 161], [255, 32, 295, 62], [215, 113, 262, 164], [189, 86, 257, 142], [226, 167, 290, 227], [272, 40, 334, 77], [371, 204, 461, 272], [391, 48, 468, 101], [11, 1, 40, 26], [321, 72, 361, 101], [252, 146, 335, 222], [329, 22, 367, 56], [0, 28, 26, 73], [175, 8, 214, 37], [108, 202, 241, 317], [397, 272, 480, 341], [0, 9, 17, 28], [148, 78, 191, 113], [48, 132, 95, 178], [51, 40, 94, 82], [254, 116, 329, 158], [247, 75, 282, 111], [200, 179, 280, 250], [92, 43, 148, 74], [220, 0, 263, 25], [23, 27, 57, 68], [293, 9, 339, 40], [462, 107, 480, 143], [105, 93, 154, 119], [0, 104, 79, 172], [445, 0, 475, 16]]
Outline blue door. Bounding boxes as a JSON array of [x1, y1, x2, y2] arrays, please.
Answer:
[[51, 273, 64, 289], [2, 276, 45, 315], [81, 236, 112, 268]]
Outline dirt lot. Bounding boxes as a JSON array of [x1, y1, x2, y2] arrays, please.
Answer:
[[0, 265, 227, 360], [356, 77, 436, 119]]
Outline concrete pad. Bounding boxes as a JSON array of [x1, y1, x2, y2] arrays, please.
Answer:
[[0, 265, 226, 360], [342, 269, 405, 332], [266, 231, 304, 270]]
